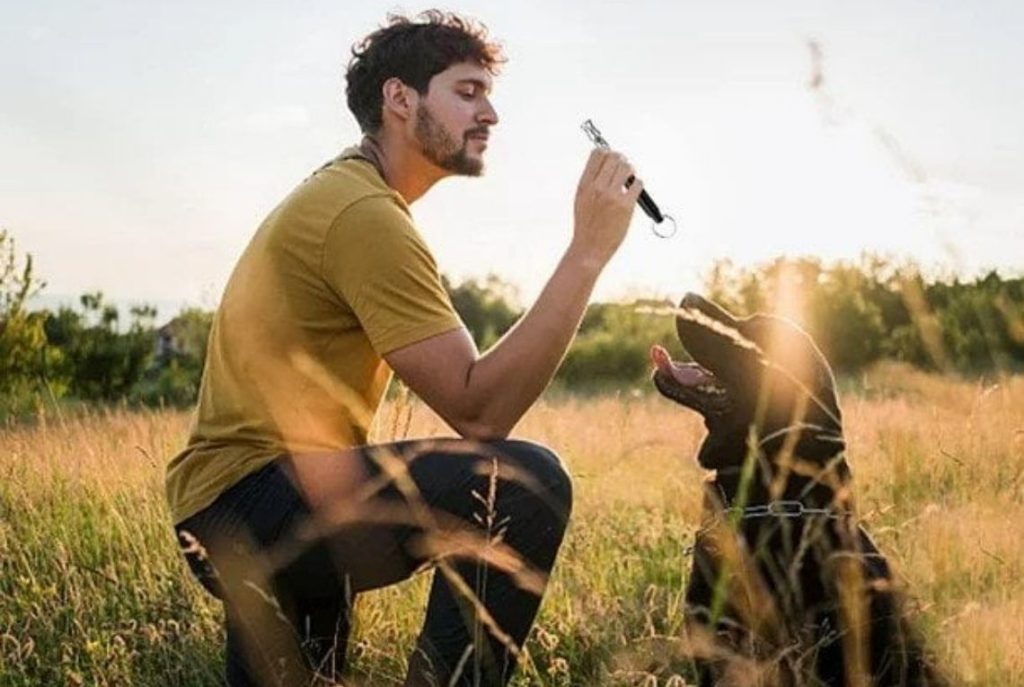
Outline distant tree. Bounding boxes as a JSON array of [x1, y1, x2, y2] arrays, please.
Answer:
[[0, 230, 66, 417], [43, 292, 155, 402], [929, 271, 1024, 372], [809, 262, 886, 371]]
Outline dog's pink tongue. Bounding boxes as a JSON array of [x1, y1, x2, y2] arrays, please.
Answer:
[[650, 345, 712, 386]]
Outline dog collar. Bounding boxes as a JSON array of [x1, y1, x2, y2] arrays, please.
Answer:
[[726, 500, 841, 519], [712, 481, 846, 520]]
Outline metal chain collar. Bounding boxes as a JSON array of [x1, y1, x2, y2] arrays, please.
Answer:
[[727, 500, 841, 520]]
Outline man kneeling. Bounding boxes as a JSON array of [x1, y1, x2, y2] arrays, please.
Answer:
[[166, 10, 644, 686]]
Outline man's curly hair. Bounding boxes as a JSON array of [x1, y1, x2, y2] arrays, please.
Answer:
[[345, 10, 506, 134]]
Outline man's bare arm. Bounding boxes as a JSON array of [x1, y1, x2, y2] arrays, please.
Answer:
[[385, 148, 643, 439]]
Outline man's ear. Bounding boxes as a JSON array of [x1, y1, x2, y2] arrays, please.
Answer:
[[381, 77, 416, 123]]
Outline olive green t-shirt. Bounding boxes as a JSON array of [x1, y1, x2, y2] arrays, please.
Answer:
[[165, 148, 463, 525]]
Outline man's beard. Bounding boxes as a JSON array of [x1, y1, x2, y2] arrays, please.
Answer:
[[414, 103, 484, 177]]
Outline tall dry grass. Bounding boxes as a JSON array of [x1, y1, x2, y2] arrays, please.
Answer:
[[1, 363, 1021, 685]]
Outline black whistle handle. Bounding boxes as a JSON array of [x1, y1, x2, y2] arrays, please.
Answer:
[[638, 189, 664, 223], [626, 175, 664, 223]]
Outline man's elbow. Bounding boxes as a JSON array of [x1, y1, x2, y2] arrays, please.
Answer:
[[442, 364, 515, 440], [450, 414, 511, 442]]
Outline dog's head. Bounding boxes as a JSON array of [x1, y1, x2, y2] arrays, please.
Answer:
[[652, 293, 845, 470]]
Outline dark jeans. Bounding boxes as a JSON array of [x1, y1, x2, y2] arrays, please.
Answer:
[[174, 438, 573, 687]]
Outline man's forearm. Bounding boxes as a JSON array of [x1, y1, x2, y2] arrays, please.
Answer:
[[461, 242, 604, 437], [389, 148, 642, 440]]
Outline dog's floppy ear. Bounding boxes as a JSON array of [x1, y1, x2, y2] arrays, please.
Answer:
[[676, 293, 747, 361], [678, 292, 740, 329]]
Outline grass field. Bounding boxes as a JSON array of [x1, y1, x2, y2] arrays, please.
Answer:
[[1, 362, 1022, 685]]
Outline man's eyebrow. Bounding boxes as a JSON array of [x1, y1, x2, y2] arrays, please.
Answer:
[[456, 78, 492, 94]]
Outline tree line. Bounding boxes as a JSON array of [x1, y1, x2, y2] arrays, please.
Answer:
[[2, 229, 1022, 419]]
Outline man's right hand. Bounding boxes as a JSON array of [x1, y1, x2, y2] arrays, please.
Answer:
[[571, 148, 645, 270]]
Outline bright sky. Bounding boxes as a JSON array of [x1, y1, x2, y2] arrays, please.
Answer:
[[3, 1, 1022, 318]]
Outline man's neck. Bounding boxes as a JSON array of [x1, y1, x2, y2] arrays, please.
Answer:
[[361, 134, 446, 205]]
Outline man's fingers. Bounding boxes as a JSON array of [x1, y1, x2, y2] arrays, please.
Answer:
[[581, 148, 607, 186], [594, 151, 628, 189], [610, 163, 637, 197]]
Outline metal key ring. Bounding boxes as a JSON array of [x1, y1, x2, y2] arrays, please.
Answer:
[[652, 214, 677, 239]]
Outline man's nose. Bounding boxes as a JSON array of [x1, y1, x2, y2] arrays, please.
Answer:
[[478, 98, 499, 126]]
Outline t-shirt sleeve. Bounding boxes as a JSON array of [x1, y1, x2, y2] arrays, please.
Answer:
[[322, 194, 464, 356]]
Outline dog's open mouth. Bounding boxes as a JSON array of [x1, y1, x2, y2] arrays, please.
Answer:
[[650, 345, 730, 417]]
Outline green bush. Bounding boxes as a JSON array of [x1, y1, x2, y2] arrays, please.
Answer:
[[0, 229, 66, 418]]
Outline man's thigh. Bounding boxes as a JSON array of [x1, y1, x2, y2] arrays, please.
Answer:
[[315, 438, 572, 590]]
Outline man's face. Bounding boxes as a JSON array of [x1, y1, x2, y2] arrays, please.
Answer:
[[413, 62, 498, 177]]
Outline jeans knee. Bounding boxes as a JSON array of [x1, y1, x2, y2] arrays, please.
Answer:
[[500, 440, 573, 521]]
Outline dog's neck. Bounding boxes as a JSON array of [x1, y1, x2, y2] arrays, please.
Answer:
[[710, 428, 850, 511]]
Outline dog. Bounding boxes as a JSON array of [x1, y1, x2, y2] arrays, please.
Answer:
[[650, 293, 946, 687]]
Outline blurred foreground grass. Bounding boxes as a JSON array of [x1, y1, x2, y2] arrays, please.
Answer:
[[1, 362, 1022, 685]]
